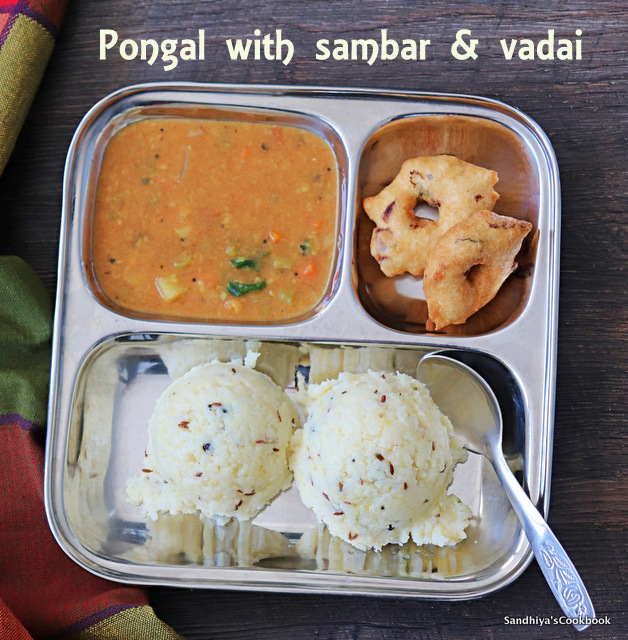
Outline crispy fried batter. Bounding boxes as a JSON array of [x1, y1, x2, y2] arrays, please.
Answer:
[[423, 210, 532, 330], [363, 155, 499, 277]]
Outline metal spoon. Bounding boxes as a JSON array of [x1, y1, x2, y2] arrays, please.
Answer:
[[417, 353, 595, 631]]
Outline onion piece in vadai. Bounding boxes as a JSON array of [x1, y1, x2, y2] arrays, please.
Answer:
[[363, 155, 499, 277], [423, 210, 532, 331]]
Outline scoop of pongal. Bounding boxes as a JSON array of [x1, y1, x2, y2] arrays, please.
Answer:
[[127, 362, 299, 524], [288, 370, 470, 551]]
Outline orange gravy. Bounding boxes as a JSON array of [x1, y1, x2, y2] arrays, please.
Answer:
[[92, 118, 339, 322]]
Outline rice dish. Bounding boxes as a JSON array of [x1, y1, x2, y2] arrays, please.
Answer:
[[127, 362, 299, 524], [289, 370, 470, 551]]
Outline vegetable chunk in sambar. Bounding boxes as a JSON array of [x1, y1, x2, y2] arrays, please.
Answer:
[[92, 118, 339, 322]]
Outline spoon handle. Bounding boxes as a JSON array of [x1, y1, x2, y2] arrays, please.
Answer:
[[492, 453, 595, 631]]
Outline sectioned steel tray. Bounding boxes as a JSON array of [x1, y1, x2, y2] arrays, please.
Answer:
[[45, 83, 560, 598]]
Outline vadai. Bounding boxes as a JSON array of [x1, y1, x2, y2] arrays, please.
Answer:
[[423, 210, 532, 330], [363, 155, 499, 277]]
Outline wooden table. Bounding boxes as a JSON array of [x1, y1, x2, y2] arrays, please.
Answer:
[[1, 1, 626, 638]]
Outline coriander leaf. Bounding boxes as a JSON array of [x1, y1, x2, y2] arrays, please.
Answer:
[[230, 257, 259, 270], [299, 237, 319, 255], [227, 280, 267, 297], [230, 252, 270, 272]]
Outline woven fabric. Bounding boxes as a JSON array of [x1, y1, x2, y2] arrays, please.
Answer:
[[0, 257, 183, 639], [0, 0, 69, 175], [0, 256, 52, 425]]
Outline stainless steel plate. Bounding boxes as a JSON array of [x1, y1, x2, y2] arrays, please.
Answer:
[[45, 83, 560, 598]]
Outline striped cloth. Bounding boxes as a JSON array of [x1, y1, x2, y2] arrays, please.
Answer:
[[0, 1, 67, 175], [0, 257, 184, 639], [0, 258, 186, 638], [0, 4, 188, 630]]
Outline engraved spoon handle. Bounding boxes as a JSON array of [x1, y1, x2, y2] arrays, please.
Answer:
[[491, 452, 595, 631]]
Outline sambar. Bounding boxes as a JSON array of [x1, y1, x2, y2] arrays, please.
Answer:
[[92, 118, 339, 322]]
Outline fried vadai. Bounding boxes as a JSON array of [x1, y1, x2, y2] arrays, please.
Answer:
[[423, 210, 532, 330], [363, 155, 499, 277]]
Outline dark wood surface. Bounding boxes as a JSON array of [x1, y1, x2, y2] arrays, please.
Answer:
[[2, 1, 626, 638]]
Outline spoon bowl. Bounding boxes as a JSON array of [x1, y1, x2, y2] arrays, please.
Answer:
[[417, 352, 595, 631]]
